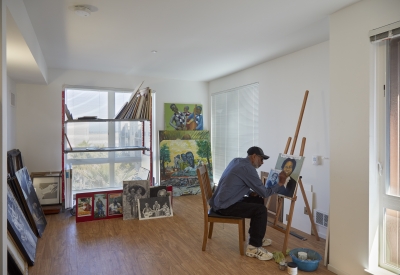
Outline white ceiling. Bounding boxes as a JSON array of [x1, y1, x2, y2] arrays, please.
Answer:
[[7, 0, 360, 84]]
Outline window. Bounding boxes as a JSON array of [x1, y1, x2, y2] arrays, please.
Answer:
[[64, 87, 151, 192], [211, 83, 259, 183], [372, 36, 400, 274], [381, 36, 400, 273]]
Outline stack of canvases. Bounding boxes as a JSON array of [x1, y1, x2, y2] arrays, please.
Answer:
[[159, 102, 212, 197], [6, 149, 48, 274], [114, 81, 153, 120], [122, 181, 173, 221]]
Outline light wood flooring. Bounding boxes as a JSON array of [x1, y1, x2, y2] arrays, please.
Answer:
[[29, 194, 335, 275]]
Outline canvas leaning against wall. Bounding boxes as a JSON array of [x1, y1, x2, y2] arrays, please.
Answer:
[[15, 167, 47, 238], [274, 154, 305, 198], [7, 184, 38, 266], [122, 180, 150, 220], [164, 103, 203, 131], [159, 130, 212, 196]]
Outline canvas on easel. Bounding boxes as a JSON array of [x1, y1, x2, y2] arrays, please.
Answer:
[[274, 154, 305, 198]]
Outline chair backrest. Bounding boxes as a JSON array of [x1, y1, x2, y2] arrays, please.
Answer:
[[197, 165, 212, 218]]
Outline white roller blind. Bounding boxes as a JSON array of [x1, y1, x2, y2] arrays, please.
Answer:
[[211, 83, 259, 184]]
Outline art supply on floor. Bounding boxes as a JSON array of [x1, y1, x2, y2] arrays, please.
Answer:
[[298, 251, 307, 260], [287, 262, 298, 275]]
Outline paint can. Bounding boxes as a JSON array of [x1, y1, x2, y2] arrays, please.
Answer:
[[279, 261, 286, 271], [287, 262, 298, 275]]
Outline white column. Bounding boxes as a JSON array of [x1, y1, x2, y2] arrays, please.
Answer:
[[0, 0, 7, 273]]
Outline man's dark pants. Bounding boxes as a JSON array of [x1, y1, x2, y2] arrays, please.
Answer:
[[217, 196, 266, 247]]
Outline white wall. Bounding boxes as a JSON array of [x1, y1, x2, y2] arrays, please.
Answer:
[[7, 76, 16, 149], [209, 41, 330, 238], [329, 1, 400, 275], [15, 69, 208, 181]]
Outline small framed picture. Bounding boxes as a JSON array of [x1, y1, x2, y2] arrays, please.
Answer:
[[138, 196, 173, 220], [108, 192, 123, 216], [32, 177, 60, 205], [94, 193, 107, 219], [77, 197, 93, 217]]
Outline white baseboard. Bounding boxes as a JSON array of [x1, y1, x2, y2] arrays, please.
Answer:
[[327, 264, 350, 275]]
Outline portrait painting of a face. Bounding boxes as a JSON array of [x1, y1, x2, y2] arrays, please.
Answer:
[[274, 154, 305, 198]]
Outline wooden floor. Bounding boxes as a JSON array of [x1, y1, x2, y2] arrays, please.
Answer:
[[29, 194, 335, 275]]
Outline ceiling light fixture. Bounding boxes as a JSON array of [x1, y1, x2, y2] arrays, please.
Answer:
[[74, 5, 91, 17]]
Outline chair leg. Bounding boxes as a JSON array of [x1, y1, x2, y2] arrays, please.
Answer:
[[208, 222, 214, 239], [242, 219, 246, 241], [202, 221, 209, 251], [238, 220, 244, 255]]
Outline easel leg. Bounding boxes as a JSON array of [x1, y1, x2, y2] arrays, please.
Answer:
[[282, 197, 296, 254], [298, 178, 320, 241]]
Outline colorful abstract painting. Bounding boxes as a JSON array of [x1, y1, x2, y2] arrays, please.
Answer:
[[164, 103, 203, 131]]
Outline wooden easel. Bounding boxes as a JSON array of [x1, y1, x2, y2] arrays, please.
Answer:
[[268, 90, 320, 254]]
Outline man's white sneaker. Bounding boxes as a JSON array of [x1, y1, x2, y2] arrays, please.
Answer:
[[245, 245, 273, 261], [262, 238, 272, 246], [247, 236, 272, 246]]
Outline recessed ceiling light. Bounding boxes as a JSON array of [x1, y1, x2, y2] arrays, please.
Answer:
[[151, 50, 158, 54], [74, 5, 92, 17]]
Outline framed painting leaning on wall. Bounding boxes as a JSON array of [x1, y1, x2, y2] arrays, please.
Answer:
[[32, 176, 60, 205]]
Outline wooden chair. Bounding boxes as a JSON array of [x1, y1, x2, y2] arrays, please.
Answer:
[[196, 165, 246, 255]]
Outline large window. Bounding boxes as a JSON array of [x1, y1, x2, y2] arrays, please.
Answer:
[[382, 36, 400, 273], [373, 36, 400, 274], [64, 87, 150, 191], [211, 83, 259, 183]]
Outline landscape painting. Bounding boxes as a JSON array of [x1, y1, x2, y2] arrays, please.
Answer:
[[159, 130, 213, 196]]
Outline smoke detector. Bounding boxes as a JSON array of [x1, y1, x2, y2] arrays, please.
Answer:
[[74, 5, 91, 17]]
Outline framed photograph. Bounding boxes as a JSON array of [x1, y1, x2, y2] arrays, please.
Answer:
[[7, 184, 38, 266], [265, 169, 281, 188], [77, 197, 93, 217], [108, 192, 123, 216], [94, 193, 107, 219], [122, 180, 150, 220], [7, 231, 28, 275], [32, 177, 60, 205], [15, 167, 47, 237], [138, 196, 173, 220]]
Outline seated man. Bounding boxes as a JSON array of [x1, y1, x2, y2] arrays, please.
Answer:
[[209, 146, 287, 261]]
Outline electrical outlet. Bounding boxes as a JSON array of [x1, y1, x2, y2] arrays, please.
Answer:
[[304, 207, 308, 215]]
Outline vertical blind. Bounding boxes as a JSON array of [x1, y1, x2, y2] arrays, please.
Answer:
[[211, 83, 259, 184]]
